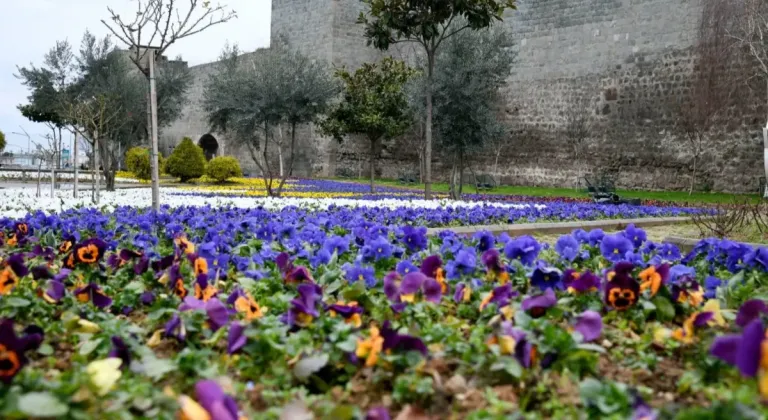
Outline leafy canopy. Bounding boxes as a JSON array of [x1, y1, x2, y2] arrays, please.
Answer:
[[321, 58, 416, 142], [432, 25, 514, 154], [358, 0, 517, 52]]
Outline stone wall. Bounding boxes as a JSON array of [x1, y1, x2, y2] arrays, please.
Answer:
[[163, 0, 766, 192]]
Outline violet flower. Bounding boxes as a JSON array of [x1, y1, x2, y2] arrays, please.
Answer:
[[521, 288, 557, 318], [710, 319, 768, 399], [0, 319, 43, 383], [281, 283, 322, 327], [503, 235, 541, 266], [735, 299, 768, 328], [227, 322, 246, 354], [573, 311, 603, 342], [74, 283, 113, 308], [383, 271, 442, 304], [108, 336, 131, 369]]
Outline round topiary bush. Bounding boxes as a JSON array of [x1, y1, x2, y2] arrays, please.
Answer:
[[205, 156, 242, 183], [165, 137, 206, 182], [125, 147, 152, 180]]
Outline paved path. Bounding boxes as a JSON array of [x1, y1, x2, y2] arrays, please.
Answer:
[[426, 216, 692, 236]]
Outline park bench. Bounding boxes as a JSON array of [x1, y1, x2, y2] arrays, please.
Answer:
[[336, 167, 355, 179], [398, 172, 417, 185], [583, 173, 641, 205], [474, 174, 496, 191]]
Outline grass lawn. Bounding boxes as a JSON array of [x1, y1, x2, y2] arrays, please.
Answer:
[[336, 177, 762, 204]]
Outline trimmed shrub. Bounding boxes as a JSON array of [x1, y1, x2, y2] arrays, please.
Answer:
[[166, 137, 206, 182], [205, 156, 242, 183], [125, 147, 151, 180], [125, 147, 147, 174]]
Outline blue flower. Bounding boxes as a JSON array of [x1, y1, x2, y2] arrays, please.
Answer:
[[396, 260, 418, 276], [473, 231, 495, 252], [446, 248, 477, 280], [399, 226, 428, 251], [503, 235, 541, 266], [703, 276, 722, 299], [622, 224, 647, 248], [599, 233, 633, 262], [368, 236, 393, 260], [323, 235, 350, 256], [669, 264, 696, 284], [310, 249, 332, 268], [554, 234, 580, 262], [343, 263, 376, 288], [656, 243, 681, 261], [587, 229, 605, 247], [530, 263, 563, 291]]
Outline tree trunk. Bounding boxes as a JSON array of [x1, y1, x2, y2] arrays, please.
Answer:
[[57, 127, 62, 170], [458, 150, 465, 198], [36, 163, 42, 198], [50, 166, 55, 197], [424, 50, 435, 200], [276, 121, 298, 197], [277, 124, 284, 178], [690, 153, 697, 195], [493, 148, 501, 179], [93, 135, 100, 205], [369, 137, 378, 194], [262, 121, 274, 197], [73, 131, 79, 197], [449, 154, 459, 200], [764, 78, 768, 198]]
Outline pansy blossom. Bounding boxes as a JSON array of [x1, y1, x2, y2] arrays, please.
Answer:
[[563, 269, 600, 294], [670, 276, 705, 307], [487, 321, 535, 368], [638, 263, 670, 297], [421, 255, 448, 294], [384, 272, 442, 305], [327, 301, 363, 328], [227, 288, 264, 321], [481, 249, 509, 284], [521, 288, 557, 318], [74, 283, 113, 308], [178, 379, 244, 420], [281, 283, 322, 327], [0, 319, 43, 384], [710, 319, 768, 398], [64, 238, 107, 269], [193, 274, 218, 302], [0, 254, 28, 295], [179, 296, 230, 331], [604, 262, 640, 311]]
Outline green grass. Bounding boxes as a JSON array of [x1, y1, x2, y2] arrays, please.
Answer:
[[335, 177, 762, 204]]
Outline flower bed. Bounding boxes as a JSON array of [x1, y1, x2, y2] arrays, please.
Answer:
[[0, 204, 766, 418], [0, 170, 138, 183], [0, 187, 707, 224]]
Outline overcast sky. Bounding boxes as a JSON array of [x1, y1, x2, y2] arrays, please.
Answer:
[[0, 0, 271, 152]]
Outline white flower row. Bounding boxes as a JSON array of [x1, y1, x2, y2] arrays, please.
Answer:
[[0, 187, 542, 219], [0, 170, 139, 183]]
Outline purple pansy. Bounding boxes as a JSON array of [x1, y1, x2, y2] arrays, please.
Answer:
[[384, 271, 442, 304], [73, 283, 113, 308], [735, 299, 768, 328], [227, 322, 247, 354], [281, 283, 322, 327], [555, 234, 580, 262], [600, 233, 633, 262], [503, 235, 541, 266], [573, 310, 603, 342], [521, 288, 557, 318]]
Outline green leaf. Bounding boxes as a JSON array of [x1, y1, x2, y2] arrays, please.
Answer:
[[652, 296, 675, 322], [325, 279, 344, 296], [18, 392, 69, 417], [576, 343, 606, 354], [293, 353, 329, 381], [336, 335, 358, 353], [5, 297, 31, 307], [328, 405, 356, 420], [37, 343, 54, 356], [79, 338, 103, 356], [124, 281, 145, 293], [140, 355, 177, 381]]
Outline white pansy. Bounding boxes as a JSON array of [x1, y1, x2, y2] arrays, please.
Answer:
[[0, 187, 542, 218]]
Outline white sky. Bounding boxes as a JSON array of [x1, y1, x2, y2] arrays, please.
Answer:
[[0, 0, 271, 152]]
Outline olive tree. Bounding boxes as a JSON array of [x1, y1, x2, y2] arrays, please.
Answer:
[[203, 41, 337, 196]]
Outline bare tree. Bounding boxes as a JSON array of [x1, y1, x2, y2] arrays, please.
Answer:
[[102, 0, 236, 209], [674, 0, 739, 194], [729, 0, 768, 196]]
